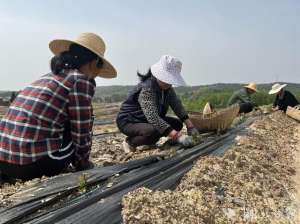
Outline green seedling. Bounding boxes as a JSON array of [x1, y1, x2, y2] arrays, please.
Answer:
[[78, 173, 87, 193], [192, 133, 203, 145]]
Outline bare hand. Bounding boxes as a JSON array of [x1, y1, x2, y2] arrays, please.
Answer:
[[168, 129, 182, 140]]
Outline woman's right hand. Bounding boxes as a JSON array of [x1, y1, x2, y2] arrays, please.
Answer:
[[168, 129, 195, 147], [168, 129, 182, 140], [74, 159, 94, 171]]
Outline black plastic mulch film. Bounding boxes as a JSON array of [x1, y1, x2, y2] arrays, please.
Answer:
[[0, 118, 255, 224]]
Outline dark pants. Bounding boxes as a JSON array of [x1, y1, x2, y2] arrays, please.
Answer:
[[0, 122, 74, 181], [239, 102, 253, 114], [0, 151, 73, 181], [119, 116, 183, 147]]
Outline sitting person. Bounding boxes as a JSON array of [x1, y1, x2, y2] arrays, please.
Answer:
[[0, 33, 117, 180], [116, 55, 199, 153], [269, 83, 299, 112], [227, 83, 258, 113]]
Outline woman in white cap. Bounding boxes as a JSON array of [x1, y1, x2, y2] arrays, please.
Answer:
[[227, 83, 258, 114], [0, 33, 117, 180], [269, 83, 299, 112], [117, 55, 199, 152]]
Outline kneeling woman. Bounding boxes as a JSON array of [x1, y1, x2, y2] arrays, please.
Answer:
[[0, 33, 117, 180], [117, 55, 198, 152]]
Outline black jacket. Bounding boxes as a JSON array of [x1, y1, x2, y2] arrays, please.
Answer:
[[273, 90, 299, 112], [116, 77, 188, 135]]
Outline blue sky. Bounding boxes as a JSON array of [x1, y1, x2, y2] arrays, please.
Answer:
[[0, 0, 299, 90]]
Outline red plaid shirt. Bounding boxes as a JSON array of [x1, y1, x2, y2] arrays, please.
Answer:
[[0, 71, 95, 165]]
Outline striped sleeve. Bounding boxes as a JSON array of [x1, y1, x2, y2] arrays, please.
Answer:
[[138, 88, 172, 135], [68, 78, 95, 166]]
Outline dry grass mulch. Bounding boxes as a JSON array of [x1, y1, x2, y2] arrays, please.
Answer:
[[122, 112, 299, 224]]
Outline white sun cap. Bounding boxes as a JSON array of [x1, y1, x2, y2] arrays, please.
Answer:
[[150, 55, 187, 87], [268, 83, 287, 95]]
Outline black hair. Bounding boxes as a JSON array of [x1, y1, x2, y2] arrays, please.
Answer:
[[137, 68, 152, 82], [50, 43, 103, 74]]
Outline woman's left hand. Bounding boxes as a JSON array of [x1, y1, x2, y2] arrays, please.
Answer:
[[185, 119, 199, 136]]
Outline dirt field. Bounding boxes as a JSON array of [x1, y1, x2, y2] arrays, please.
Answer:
[[294, 126, 300, 223], [122, 112, 300, 223], [1, 105, 299, 224], [0, 103, 184, 207]]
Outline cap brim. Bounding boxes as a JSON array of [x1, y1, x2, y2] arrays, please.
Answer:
[[268, 84, 287, 95], [269, 89, 279, 95], [49, 39, 117, 79]]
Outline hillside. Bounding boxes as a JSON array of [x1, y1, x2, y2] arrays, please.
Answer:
[[1, 82, 299, 111], [94, 82, 300, 97], [93, 82, 300, 111]]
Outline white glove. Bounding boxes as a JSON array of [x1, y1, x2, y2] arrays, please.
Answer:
[[177, 135, 194, 147]]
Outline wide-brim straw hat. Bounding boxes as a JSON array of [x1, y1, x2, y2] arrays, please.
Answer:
[[49, 32, 117, 78], [269, 83, 287, 95], [244, 83, 258, 92], [151, 55, 186, 87]]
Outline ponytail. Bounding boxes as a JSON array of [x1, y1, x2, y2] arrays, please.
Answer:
[[137, 69, 152, 82], [50, 43, 102, 74]]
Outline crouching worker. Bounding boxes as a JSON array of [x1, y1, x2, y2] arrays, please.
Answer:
[[269, 83, 299, 112], [116, 55, 199, 153], [227, 83, 258, 114], [0, 33, 117, 180]]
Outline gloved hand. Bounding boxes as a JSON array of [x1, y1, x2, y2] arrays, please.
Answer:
[[187, 127, 199, 137], [177, 135, 195, 148], [187, 127, 203, 144]]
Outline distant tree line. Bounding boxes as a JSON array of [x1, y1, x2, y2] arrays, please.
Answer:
[[3, 83, 298, 111], [181, 89, 277, 112], [92, 83, 300, 112]]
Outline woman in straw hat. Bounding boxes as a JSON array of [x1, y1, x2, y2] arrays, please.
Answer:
[[269, 83, 298, 112], [116, 55, 199, 153], [0, 33, 117, 180], [227, 83, 258, 114]]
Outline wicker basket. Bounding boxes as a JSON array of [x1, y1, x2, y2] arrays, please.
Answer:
[[286, 106, 300, 122], [189, 104, 240, 132]]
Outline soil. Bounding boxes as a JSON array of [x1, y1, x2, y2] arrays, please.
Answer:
[[0, 101, 185, 208], [293, 126, 300, 223], [90, 131, 184, 167], [1, 105, 299, 224], [122, 112, 300, 223]]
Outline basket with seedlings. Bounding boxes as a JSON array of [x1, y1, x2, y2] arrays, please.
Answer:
[[189, 103, 240, 133]]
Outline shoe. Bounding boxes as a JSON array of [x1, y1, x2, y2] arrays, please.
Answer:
[[122, 140, 136, 153]]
